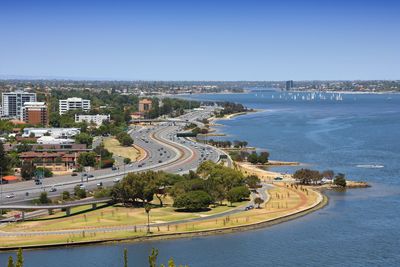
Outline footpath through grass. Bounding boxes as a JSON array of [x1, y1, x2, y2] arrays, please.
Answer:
[[0, 184, 322, 248]]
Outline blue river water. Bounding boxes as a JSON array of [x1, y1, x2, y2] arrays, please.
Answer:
[[1, 91, 400, 266]]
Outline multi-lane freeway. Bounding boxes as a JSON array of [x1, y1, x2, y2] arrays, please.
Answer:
[[0, 107, 229, 206]]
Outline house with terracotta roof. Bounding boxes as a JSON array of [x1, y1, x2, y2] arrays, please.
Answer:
[[18, 151, 85, 172], [1, 175, 19, 183]]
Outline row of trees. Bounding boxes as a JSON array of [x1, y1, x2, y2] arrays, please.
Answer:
[[191, 127, 209, 135], [20, 163, 53, 181], [229, 150, 269, 164], [247, 151, 270, 164], [207, 139, 232, 148], [207, 139, 248, 149], [215, 102, 249, 117], [111, 161, 259, 211], [293, 169, 347, 187]]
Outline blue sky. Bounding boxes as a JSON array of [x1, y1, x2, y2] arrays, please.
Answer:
[[0, 0, 399, 80]]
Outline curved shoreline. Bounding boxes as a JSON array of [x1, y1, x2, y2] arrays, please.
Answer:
[[0, 110, 330, 251], [0, 191, 327, 251]]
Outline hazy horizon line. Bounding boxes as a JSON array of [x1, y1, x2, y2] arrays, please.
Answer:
[[1, 74, 399, 83]]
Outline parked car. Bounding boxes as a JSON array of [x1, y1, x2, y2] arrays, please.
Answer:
[[87, 174, 94, 178], [111, 166, 117, 171], [71, 173, 78, 177]]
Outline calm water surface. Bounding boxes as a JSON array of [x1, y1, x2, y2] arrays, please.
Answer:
[[1, 91, 400, 266]]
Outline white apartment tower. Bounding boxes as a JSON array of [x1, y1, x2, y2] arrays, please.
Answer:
[[59, 97, 91, 115], [2, 91, 37, 118]]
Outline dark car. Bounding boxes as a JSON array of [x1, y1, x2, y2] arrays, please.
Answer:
[[111, 166, 117, 171], [71, 173, 78, 177], [245, 205, 254, 211]]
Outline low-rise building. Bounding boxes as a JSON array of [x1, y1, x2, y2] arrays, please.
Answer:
[[31, 143, 90, 152], [36, 136, 75, 145], [59, 97, 91, 115], [22, 128, 80, 138], [75, 114, 110, 126], [19, 151, 82, 172], [138, 98, 152, 113], [21, 102, 48, 125]]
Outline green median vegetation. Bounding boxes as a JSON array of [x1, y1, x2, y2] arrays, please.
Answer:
[[112, 161, 255, 211]]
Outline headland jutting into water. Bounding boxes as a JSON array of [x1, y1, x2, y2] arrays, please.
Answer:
[[0, 106, 343, 250]]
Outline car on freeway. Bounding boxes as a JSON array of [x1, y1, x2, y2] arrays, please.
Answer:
[[97, 182, 103, 188], [178, 168, 183, 171], [111, 166, 117, 171], [49, 187, 57, 192], [245, 205, 255, 211], [158, 160, 162, 163], [88, 174, 94, 178], [79, 184, 86, 190], [6, 193, 15, 199], [113, 178, 121, 183]]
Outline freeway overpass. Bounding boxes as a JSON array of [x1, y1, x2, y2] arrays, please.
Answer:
[[130, 118, 187, 124], [0, 197, 112, 221]]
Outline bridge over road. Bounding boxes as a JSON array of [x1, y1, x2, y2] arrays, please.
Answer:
[[0, 197, 112, 221]]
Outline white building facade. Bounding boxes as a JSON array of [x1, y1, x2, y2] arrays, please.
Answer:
[[2, 91, 37, 118], [22, 128, 80, 138], [59, 97, 91, 115], [75, 114, 110, 126]]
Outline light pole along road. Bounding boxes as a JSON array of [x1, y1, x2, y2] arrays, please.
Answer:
[[0, 107, 227, 206]]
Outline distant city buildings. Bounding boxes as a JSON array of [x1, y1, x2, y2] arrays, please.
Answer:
[[59, 97, 91, 115], [138, 98, 152, 113], [2, 91, 37, 118], [75, 114, 110, 126], [285, 80, 294, 91], [21, 102, 48, 125]]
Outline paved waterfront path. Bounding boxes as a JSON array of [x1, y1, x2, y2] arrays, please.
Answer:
[[0, 185, 271, 237]]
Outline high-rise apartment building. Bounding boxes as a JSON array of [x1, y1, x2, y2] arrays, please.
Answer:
[[2, 91, 37, 118], [285, 80, 294, 91], [21, 102, 48, 125], [59, 97, 91, 115]]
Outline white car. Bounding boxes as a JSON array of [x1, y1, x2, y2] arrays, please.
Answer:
[[113, 178, 121, 183], [6, 193, 15, 199]]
